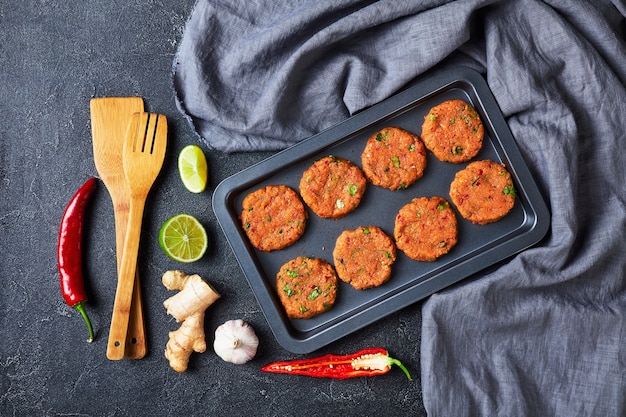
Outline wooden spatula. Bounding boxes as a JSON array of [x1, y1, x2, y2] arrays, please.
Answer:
[[90, 97, 147, 359], [107, 112, 167, 360]]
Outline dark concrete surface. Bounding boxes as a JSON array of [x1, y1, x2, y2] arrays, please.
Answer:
[[0, 1, 426, 416]]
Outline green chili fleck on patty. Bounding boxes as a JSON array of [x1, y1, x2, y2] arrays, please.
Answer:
[[503, 185, 516, 198]]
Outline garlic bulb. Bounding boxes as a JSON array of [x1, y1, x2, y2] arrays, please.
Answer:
[[213, 319, 259, 364]]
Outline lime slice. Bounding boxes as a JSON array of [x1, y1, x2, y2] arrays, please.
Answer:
[[178, 144, 208, 193], [159, 214, 208, 263]]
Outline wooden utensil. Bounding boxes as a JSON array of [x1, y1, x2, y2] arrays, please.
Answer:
[[90, 97, 147, 359], [107, 112, 167, 360]]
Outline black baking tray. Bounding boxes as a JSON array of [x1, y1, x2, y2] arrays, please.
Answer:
[[213, 67, 550, 354]]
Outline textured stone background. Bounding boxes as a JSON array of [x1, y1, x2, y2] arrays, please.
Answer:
[[0, 1, 425, 415]]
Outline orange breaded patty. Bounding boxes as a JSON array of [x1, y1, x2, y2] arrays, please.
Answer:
[[276, 256, 338, 319], [241, 185, 307, 251], [299, 156, 366, 219], [333, 226, 396, 290], [394, 196, 458, 262], [449, 159, 516, 224], [421, 99, 484, 163], [361, 127, 427, 190]]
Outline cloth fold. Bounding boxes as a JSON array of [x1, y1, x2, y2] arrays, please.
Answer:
[[173, 0, 626, 415], [172, 0, 494, 152], [419, 2, 626, 415]]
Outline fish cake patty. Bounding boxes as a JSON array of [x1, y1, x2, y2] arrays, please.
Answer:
[[361, 127, 427, 190], [421, 99, 484, 163], [241, 185, 307, 251], [276, 256, 338, 319], [449, 160, 516, 224], [333, 226, 396, 290], [394, 196, 458, 262], [299, 156, 366, 219]]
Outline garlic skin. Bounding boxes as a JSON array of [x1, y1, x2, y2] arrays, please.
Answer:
[[213, 319, 259, 364]]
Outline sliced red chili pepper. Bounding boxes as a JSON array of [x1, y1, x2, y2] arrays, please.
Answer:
[[58, 177, 97, 343], [261, 348, 411, 380]]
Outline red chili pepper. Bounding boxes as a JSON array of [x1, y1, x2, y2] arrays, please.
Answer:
[[57, 177, 97, 343], [261, 348, 411, 380]]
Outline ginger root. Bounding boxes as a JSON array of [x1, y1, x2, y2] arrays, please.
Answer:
[[162, 270, 220, 372]]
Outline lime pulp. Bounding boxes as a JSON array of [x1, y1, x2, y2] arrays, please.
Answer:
[[158, 214, 208, 263], [178, 144, 208, 193]]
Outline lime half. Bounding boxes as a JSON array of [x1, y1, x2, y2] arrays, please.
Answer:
[[159, 214, 208, 263], [178, 144, 208, 193]]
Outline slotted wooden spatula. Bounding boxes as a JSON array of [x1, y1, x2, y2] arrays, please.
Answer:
[[107, 112, 167, 360], [90, 97, 147, 359]]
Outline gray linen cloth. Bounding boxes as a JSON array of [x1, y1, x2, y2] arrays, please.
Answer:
[[173, 0, 626, 415]]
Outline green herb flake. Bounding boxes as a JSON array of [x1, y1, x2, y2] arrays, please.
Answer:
[[244, 222, 251, 230], [391, 156, 400, 168], [503, 185, 516, 198], [362, 227, 370, 235], [348, 184, 358, 196], [451, 146, 463, 155], [286, 269, 299, 278], [408, 143, 416, 152], [450, 118, 456, 125], [308, 287, 321, 300], [437, 202, 447, 210], [283, 285, 295, 297], [299, 305, 309, 313], [428, 114, 436, 121]]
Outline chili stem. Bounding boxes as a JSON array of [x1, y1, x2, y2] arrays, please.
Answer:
[[74, 302, 94, 343], [389, 356, 412, 380]]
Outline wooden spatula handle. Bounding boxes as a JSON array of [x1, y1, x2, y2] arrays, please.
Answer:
[[125, 273, 147, 358], [107, 197, 146, 360], [111, 203, 147, 359]]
